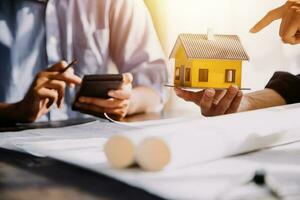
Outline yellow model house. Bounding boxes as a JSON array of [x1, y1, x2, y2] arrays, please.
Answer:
[[169, 34, 249, 89]]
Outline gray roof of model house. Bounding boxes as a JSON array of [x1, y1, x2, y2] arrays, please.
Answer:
[[170, 34, 249, 61]]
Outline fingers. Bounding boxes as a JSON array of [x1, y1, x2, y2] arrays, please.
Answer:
[[174, 88, 189, 101], [108, 89, 131, 100], [175, 88, 218, 116], [212, 86, 240, 115], [174, 88, 204, 104], [74, 102, 106, 114], [225, 91, 243, 114], [106, 108, 127, 118], [76, 97, 129, 119], [250, 5, 284, 33], [74, 102, 128, 117], [294, 34, 300, 44], [35, 87, 59, 109], [43, 61, 82, 85], [47, 71, 82, 85], [122, 73, 133, 85], [174, 86, 242, 117], [47, 61, 68, 72], [280, 1, 300, 36], [64, 67, 82, 85], [250, 0, 300, 45], [281, 6, 300, 44], [37, 70, 81, 85], [78, 97, 128, 109], [43, 80, 66, 108], [212, 90, 227, 105], [106, 73, 133, 100], [199, 89, 215, 115]]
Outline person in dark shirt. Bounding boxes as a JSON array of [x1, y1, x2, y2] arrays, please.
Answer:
[[175, 0, 300, 116]]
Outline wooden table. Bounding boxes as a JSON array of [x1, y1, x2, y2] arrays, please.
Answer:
[[0, 112, 190, 200]]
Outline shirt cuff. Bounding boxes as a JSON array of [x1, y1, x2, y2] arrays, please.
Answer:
[[265, 71, 300, 104]]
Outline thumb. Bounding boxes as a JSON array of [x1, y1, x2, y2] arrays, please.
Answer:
[[122, 73, 133, 85], [250, 5, 284, 33], [47, 61, 68, 72]]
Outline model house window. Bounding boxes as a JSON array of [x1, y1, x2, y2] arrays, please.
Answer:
[[185, 68, 191, 82], [199, 69, 208, 82], [175, 67, 180, 80], [225, 69, 236, 83]]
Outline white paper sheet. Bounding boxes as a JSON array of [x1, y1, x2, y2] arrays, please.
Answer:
[[2, 104, 300, 200], [0, 116, 191, 154], [15, 138, 108, 165], [13, 137, 300, 200], [0, 120, 137, 153]]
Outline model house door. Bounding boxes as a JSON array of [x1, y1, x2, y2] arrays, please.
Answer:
[[180, 65, 185, 85]]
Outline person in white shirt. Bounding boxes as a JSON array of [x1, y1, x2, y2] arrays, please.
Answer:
[[0, 0, 167, 123]]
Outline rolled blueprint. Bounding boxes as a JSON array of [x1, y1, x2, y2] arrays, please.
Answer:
[[104, 129, 147, 169], [104, 135, 136, 169], [136, 130, 228, 171], [135, 121, 233, 171], [105, 104, 300, 171]]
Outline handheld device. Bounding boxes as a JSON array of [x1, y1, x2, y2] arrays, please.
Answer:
[[72, 74, 123, 111]]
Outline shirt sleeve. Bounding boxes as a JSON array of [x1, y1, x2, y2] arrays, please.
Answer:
[[265, 71, 300, 104], [108, 0, 168, 109]]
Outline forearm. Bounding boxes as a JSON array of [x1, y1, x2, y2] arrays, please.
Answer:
[[0, 103, 18, 123], [128, 86, 161, 115], [238, 89, 286, 112]]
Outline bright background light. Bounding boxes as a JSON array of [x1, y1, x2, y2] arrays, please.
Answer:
[[145, 0, 300, 113]]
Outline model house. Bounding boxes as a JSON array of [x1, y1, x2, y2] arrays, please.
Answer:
[[169, 33, 249, 89]]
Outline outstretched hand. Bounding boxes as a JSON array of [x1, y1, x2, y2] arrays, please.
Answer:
[[250, 0, 300, 45], [175, 85, 243, 117]]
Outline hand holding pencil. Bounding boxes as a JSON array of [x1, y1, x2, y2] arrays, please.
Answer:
[[13, 60, 81, 123]]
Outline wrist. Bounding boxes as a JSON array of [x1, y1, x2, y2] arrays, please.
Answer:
[[237, 95, 253, 112], [127, 89, 143, 115], [238, 89, 287, 112], [127, 87, 161, 115], [241, 94, 257, 111], [0, 102, 19, 123]]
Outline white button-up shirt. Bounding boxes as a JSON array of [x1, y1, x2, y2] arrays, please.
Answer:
[[0, 0, 167, 121]]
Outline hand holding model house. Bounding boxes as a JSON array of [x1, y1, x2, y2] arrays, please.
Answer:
[[173, 0, 300, 116], [170, 33, 249, 116]]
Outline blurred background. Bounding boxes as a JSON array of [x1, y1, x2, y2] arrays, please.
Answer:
[[145, 0, 300, 114]]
